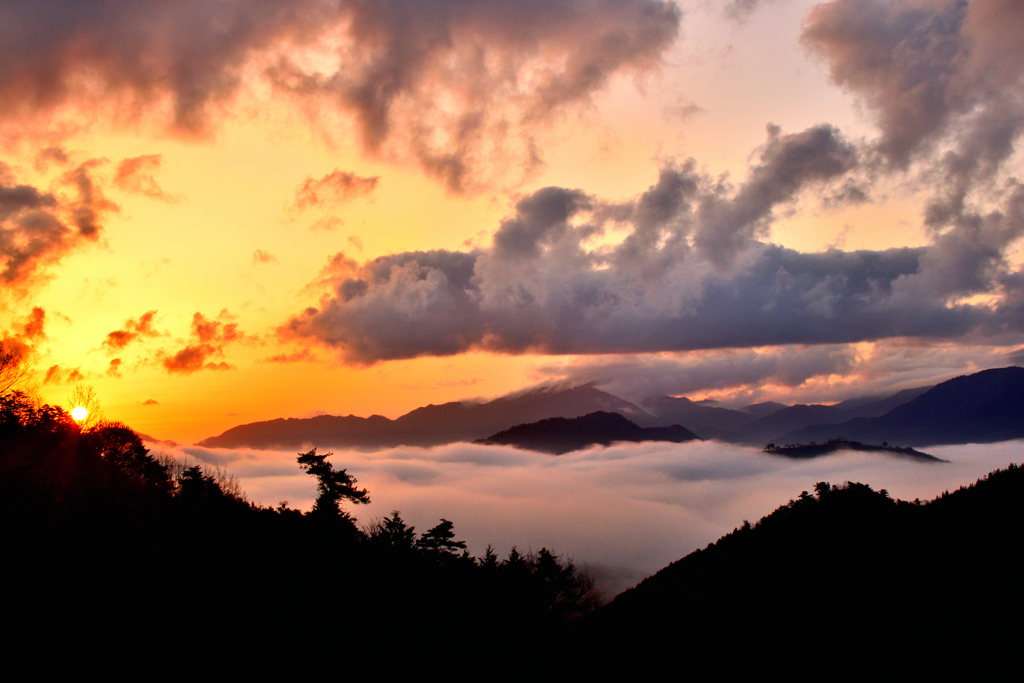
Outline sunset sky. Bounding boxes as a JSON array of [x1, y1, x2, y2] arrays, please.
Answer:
[[3, 0, 1024, 445]]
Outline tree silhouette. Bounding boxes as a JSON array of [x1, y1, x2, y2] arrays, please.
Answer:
[[0, 340, 27, 395], [369, 510, 417, 550], [296, 448, 369, 518], [416, 518, 466, 554]]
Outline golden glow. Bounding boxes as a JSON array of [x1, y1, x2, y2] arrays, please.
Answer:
[[71, 407, 89, 422]]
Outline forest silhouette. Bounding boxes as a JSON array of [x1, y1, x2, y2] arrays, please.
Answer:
[[2, 389, 1021, 673]]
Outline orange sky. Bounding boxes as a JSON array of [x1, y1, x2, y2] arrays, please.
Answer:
[[3, 0, 1023, 443]]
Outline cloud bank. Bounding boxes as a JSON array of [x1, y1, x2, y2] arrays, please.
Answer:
[[282, 138, 1024, 363], [155, 439, 1023, 594]]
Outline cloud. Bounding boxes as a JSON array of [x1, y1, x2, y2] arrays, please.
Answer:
[[113, 155, 176, 201], [162, 310, 246, 374], [141, 398, 159, 406], [102, 310, 160, 351], [106, 358, 122, 378], [260, 348, 316, 364], [803, 0, 1024, 171], [0, 0, 681, 190], [42, 364, 84, 385], [724, 0, 788, 23], [293, 170, 379, 211], [281, 142, 1024, 364], [21, 307, 46, 340], [252, 249, 279, 265], [158, 439, 1024, 592]]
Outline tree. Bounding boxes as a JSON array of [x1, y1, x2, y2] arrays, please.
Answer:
[[367, 510, 417, 550], [296, 448, 369, 518], [416, 518, 466, 554], [67, 384, 103, 429], [0, 339, 28, 395]]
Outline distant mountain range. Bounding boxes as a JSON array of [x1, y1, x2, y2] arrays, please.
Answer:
[[475, 412, 699, 454], [196, 367, 1024, 451]]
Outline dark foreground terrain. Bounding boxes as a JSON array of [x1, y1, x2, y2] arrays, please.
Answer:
[[3, 390, 1021, 674]]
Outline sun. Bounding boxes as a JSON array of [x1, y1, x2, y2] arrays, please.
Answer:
[[71, 406, 88, 421]]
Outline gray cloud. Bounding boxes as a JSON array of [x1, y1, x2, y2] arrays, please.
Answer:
[[0, 161, 111, 292], [803, 0, 1024, 170], [0, 0, 681, 191], [283, 122, 1024, 363]]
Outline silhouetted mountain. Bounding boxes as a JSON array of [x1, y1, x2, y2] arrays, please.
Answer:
[[198, 383, 654, 450], [831, 385, 932, 416], [476, 411, 699, 454], [762, 438, 941, 461], [780, 367, 1024, 446], [736, 403, 850, 444], [739, 401, 787, 418], [641, 395, 754, 437], [582, 464, 1024, 671]]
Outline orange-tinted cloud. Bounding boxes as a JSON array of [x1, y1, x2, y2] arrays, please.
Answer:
[[162, 311, 246, 375], [43, 364, 84, 385], [102, 310, 159, 351], [0, 1, 681, 190], [107, 358, 123, 378], [114, 155, 176, 201], [21, 307, 46, 340], [253, 249, 279, 265], [293, 170, 379, 211]]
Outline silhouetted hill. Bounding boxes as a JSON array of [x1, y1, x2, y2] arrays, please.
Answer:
[[198, 384, 654, 450], [582, 464, 1024, 670], [476, 411, 700, 454], [762, 438, 942, 461], [781, 366, 1024, 446]]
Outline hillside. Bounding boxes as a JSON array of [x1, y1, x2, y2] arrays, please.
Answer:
[[476, 411, 699, 454], [781, 366, 1024, 446], [582, 463, 1024, 668]]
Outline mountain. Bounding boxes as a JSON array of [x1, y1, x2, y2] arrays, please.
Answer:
[[197, 384, 655, 450], [476, 411, 700, 454], [641, 395, 755, 436], [583, 465, 1024, 669], [779, 367, 1024, 446]]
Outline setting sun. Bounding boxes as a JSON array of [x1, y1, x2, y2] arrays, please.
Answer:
[[71, 407, 88, 422]]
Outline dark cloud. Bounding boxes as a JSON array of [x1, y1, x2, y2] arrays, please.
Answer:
[[0, 1, 681, 189], [114, 155, 176, 201], [102, 310, 159, 351], [293, 170, 380, 211], [724, 0, 787, 23], [282, 154, 1024, 364], [162, 310, 245, 375], [803, 0, 1024, 170]]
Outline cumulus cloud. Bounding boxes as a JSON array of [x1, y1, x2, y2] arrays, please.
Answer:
[[0, 0, 681, 190], [106, 358, 123, 378], [803, 0, 1024, 170], [281, 134, 1024, 364], [293, 170, 379, 211], [113, 155, 176, 201], [102, 310, 159, 351], [162, 310, 246, 374], [160, 439, 1022, 591]]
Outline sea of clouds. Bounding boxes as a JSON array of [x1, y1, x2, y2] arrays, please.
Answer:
[[150, 438, 1024, 596]]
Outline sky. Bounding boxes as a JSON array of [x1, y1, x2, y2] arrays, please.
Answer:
[[3, 0, 1024, 444]]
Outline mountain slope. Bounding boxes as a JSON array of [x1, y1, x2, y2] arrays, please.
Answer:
[[197, 384, 654, 450], [780, 366, 1024, 446]]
